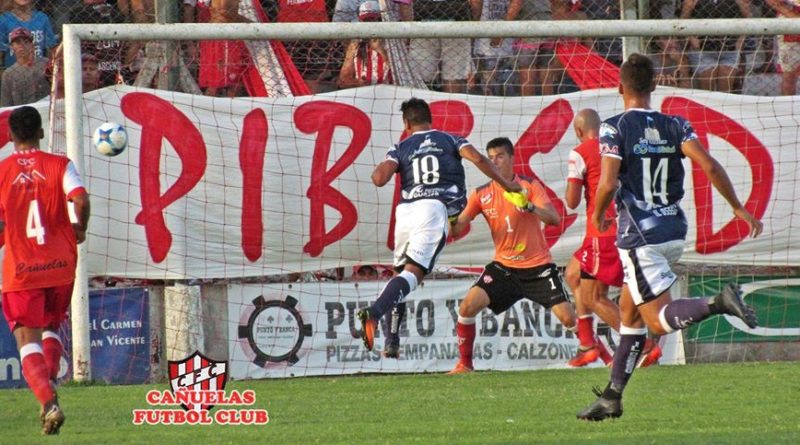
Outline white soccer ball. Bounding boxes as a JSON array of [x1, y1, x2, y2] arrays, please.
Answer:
[[93, 122, 128, 156]]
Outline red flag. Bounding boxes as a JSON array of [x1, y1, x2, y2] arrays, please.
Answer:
[[555, 40, 620, 90]]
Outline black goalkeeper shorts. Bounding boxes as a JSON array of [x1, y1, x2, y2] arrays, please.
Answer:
[[473, 261, 568, 314]]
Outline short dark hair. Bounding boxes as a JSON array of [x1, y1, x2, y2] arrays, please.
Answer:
[[620, 53, 655, 94], [400, 97, 432, 126], [486, 137, 514, 156], [9, 106, 42, 142]]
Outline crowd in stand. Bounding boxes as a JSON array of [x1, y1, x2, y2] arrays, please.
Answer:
[[0, 0, 796, 108]]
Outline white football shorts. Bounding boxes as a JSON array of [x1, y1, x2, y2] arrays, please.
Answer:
[[618, 239, 684, 305], [393, 199, 449, 273]]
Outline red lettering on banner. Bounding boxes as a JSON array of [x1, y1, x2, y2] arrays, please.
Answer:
[[386, 101, 475, 250], [240, 109, 268, 261], [662, 97, 773, 253], [513, 99, 576, 247], [121, 93, 207, 262], [296, 101, 366, 257]]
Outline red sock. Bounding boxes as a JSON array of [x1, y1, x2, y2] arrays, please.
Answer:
[[42, 333, 63, 381], [20, 345, 55, 406], [577, 315, 595, 348], [456, 320, 476, 369]]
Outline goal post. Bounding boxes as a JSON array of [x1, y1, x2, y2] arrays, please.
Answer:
[[61, 17, 800, 382]]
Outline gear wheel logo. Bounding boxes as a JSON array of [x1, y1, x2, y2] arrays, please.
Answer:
[[237, 295, 312, 367]]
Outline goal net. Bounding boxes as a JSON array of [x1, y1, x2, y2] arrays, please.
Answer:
[[24, 5, 800, 383]]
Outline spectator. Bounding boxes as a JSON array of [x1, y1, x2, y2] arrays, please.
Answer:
[[337, 0, 393, 88], [0, 27, 49, 106], [580, 0, 622, 66], [765, 0, 800, 95], [680, 0, 752, 92], [472, 0, 521, 96], [81, 53, 101, 92], [332, 0, 362, 22], [649, 37, 692, 88], [0, 0, 58, 68], [276, 0, 335, 92], [186, 0, 248, 97], [514, 0, 581, 96], [67, 0, 131, 87], [406, 0, 480, 93]]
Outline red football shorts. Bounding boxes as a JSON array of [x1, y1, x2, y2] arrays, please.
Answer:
[[573, 236, 623, 288], [199, 40, 247, 88], [2, 283, 74, 332]]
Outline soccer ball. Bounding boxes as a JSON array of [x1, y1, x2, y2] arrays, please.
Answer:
[[93, 122, 128, 156]]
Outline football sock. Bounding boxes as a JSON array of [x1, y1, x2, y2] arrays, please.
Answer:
[[577, 315, 595, 348], [609, 326, 647, 394], [371, 275, 413, 319], [659, 298, 712, 333], [20, 343, 55, 406], [42, 332, 63, 381], [456, 316, 476, 368], [384, 302, 406, 347]]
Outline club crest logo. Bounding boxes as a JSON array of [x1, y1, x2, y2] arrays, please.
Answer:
[[168, 351, 228, 411]]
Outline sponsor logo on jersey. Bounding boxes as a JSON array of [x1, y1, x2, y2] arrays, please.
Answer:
[[480, 193, 492, 205]]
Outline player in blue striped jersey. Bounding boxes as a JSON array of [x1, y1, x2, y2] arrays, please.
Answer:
[[577, 54, 763, 421], [357, 98, 521, 358]]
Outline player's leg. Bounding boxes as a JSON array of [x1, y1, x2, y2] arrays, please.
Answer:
[[42, 284, 74, 382], [576, 285, 643, 421], [449, 285, 491, 374], [382, 302, 406, 359], [564, 257, 593, 348], [358, 201, 446, 351]]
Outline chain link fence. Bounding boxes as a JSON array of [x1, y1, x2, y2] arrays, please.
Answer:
[[0, 0, 793, 106]]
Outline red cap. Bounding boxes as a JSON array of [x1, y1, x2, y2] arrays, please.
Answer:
[[8, 27, 33, 43]]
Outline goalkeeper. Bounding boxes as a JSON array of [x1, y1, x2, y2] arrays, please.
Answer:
[[447, 137, 577, 374]]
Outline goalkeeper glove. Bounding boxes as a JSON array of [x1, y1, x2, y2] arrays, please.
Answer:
[[503, 189, 529, 209]]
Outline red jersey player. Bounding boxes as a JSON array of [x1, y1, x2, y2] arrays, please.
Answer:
[[0, 106, 90, 435], [564, 108, 662, 368], [448, 137, 577, 374]]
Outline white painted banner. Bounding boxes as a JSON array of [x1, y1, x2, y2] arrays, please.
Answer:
[[0, 85, 794, 279], [227, 281, 682, 378]]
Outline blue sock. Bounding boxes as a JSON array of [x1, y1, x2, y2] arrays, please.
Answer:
[[609, 333, 646, 393], [371, 276, 411, 320], [662, 299, 711, 331], [383, 302, 406, 347]]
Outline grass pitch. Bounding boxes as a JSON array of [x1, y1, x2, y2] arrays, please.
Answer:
[[1, 361, 798, 444]]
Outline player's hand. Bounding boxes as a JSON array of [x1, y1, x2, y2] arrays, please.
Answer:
[[503, 189, 529, 209], [734, 207, 763, 238], [592, 213, 614, 234], [73, 223, 87, 244]]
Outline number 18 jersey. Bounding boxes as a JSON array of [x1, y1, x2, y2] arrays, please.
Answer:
[[599, 109, 698, 249], [0, 150, 86, 291], [387, 129, 468, 217]]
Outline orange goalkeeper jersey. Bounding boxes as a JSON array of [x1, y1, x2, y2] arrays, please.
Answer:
[[462, 175, 553, 269]]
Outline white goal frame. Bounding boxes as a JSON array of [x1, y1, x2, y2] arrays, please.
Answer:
[[62, 17, 800, 382]]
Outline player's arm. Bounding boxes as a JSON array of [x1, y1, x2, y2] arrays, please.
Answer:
[[71, 192, 91, 244], [371, 159, 398, 187], [459, 144, 522, 193], [449, 211, 473, 238], [451, 190, 480, 238], [681, 139, 763, 238], [564, 180, 582, 210], [528, 182, 560, 226], [591, 156, 619, 233]]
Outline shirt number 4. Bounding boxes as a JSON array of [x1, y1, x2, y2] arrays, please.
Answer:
[[26, 200, 45, 245]]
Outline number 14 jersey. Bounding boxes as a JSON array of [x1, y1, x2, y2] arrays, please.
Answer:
[[599, 109, 698, 249]]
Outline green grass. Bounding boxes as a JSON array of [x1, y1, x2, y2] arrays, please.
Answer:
[[1, 362, 798, 444]]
